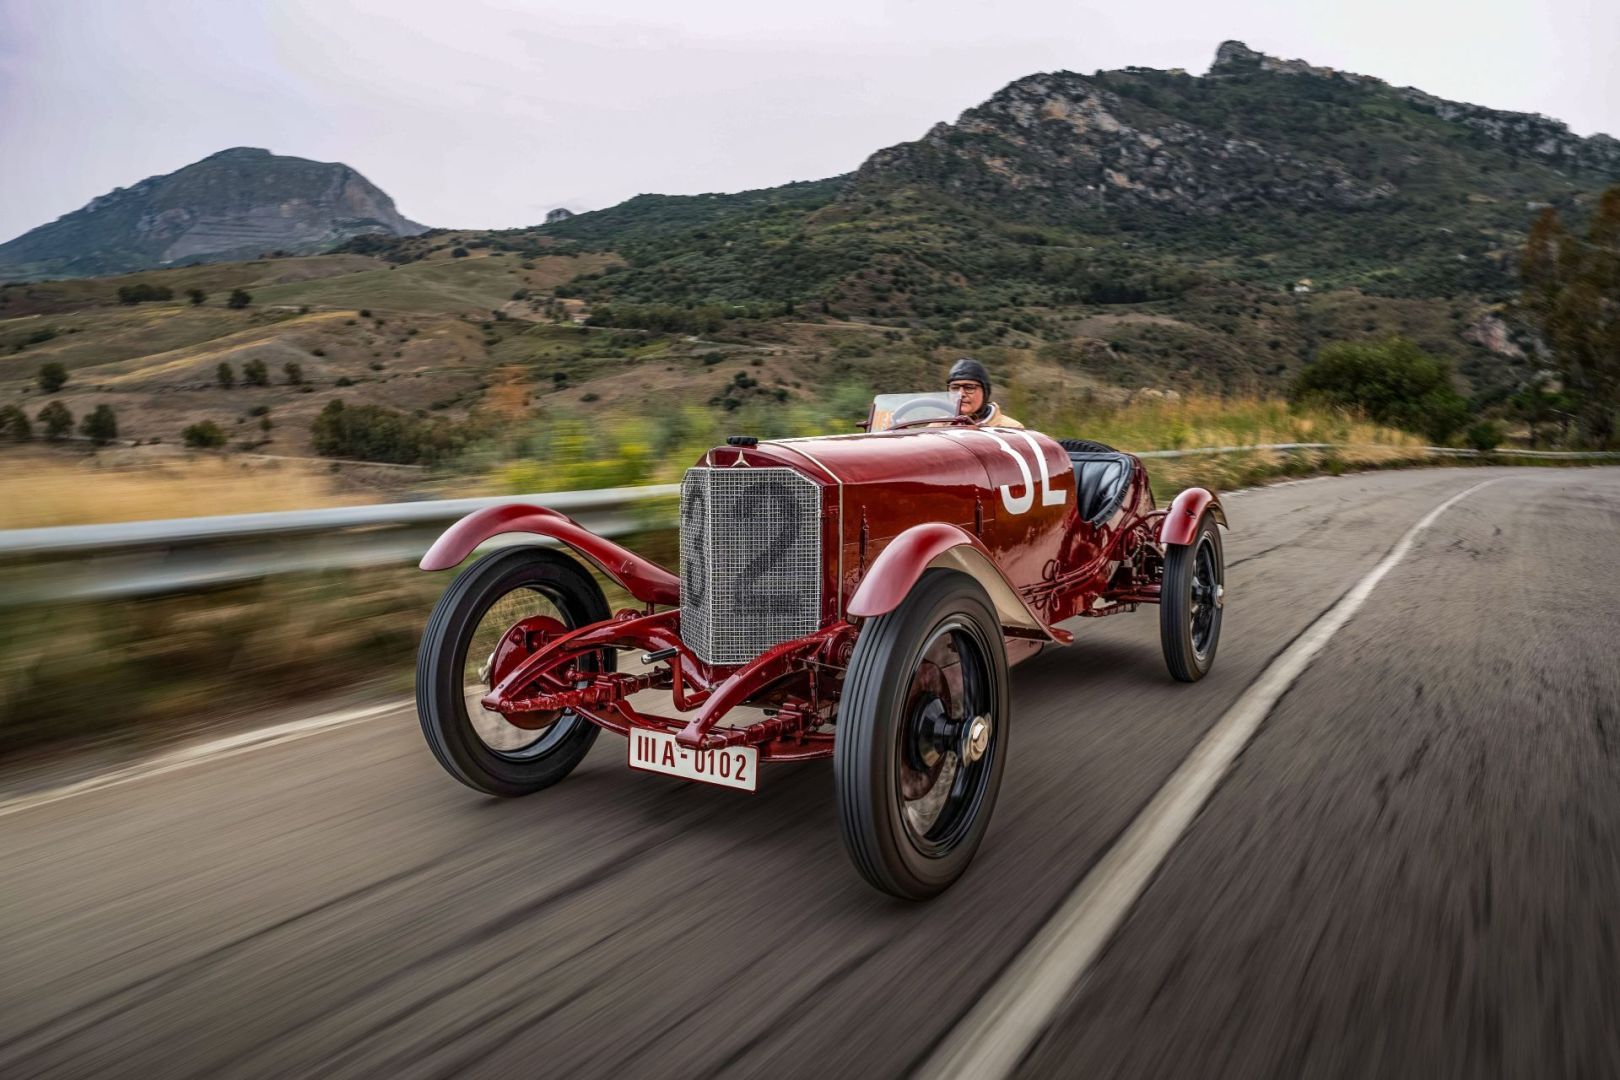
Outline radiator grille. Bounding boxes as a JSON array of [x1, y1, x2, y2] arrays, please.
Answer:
[[679, 466, 822, 665]]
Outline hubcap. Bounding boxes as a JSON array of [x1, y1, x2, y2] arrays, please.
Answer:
[[962, 715, 991, 765]]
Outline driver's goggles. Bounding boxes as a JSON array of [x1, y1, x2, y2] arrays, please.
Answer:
[[946, 382, 982, 393]]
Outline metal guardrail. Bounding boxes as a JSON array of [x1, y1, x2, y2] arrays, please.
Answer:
[[2, 443, 1617, 606], [0, 484, 678, 607]]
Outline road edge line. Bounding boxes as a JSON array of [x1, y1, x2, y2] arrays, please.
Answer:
[[917, 476, 1505, 1079], [0, 700, 411, 819]]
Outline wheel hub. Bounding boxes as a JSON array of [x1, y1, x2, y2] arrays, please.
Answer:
[[961, 714, 991, 764], [486, 614, 570, 729]]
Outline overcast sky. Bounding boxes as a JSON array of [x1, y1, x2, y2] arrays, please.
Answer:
[[2, 0, 1617, 243]]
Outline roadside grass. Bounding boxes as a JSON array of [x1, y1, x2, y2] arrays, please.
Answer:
[[0, 452, 367, 529], [0, 533, 658, 756]]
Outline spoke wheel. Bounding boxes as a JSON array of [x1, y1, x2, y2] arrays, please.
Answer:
[[895, 624, 998, 856], [836, 569, 1009, 900], [1160, 512, 1225, 682], [417, 548, 613, 796]]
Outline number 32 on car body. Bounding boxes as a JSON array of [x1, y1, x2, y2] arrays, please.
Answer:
[[943, 429, 1068, 516]]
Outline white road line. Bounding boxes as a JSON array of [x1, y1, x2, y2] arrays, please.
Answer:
[[0, 700, 410, 820], [919, 476, 1506, 1079]]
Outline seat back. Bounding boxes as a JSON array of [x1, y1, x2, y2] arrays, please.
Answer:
[[1068, 452, 1133, 525]]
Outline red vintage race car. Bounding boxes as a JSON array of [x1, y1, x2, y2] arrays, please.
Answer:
[[415, 393, 1228, 899]]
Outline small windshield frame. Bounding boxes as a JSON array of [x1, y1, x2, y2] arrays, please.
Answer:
[[867, 392, 962, 433]]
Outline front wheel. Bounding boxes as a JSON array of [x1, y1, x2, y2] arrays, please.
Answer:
[[1160, 513, 1224, 682], [416, 547, 613, 797], [835, 569, 1009, 900]]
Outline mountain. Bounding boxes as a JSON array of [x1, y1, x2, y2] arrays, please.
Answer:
[[0, 148, 427, 281], [514, 41, 1617, 392]]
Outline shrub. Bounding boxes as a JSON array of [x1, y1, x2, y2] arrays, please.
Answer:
[[335, 376, 355, 387], [80, 404, 118, 445], [1465, 420, 1503, 452], [0, 404, 31, 441], [1293, 337, 1469, 442], [451, 247, 470, 259], [216, 362, 235, 389], [226, 288, 252, 309], [310, 399, 468, 465], [242, 358, 270, 386], [117, 283, 173, 304], [37, 401, 72, 439], [37, 362, 69, 393], [187, 288, 207, 305], [359, 309, 372, 318], [284, 361, 304, 385], [182, 420, 228, 448]]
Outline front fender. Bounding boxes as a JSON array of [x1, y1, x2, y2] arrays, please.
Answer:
[[847, 522, 1067, 642], [419, 503, 680, 607], [1160, 487, 1228, 546]]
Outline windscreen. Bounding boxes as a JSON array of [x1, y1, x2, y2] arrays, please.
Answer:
[[867, 392, 961, 433]]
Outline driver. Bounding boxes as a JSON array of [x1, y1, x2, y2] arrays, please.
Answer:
[[947, 357, 1023, 428]]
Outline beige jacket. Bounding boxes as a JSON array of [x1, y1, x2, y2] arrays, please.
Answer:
[[981, 402, 1024, 428]]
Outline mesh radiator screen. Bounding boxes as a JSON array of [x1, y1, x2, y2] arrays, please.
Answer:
[[679, 466, 822, 665]]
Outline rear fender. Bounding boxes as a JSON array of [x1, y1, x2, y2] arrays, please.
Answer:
[[1160, 488, 1228, 546], [847, 522, 1068, 643], [419, 503, 680, 607]]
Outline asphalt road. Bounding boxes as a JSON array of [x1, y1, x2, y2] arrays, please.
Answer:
[[3, 467, 1618, 1079]]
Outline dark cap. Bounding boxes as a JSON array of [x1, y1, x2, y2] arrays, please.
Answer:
[[947, 356, 991, 397]]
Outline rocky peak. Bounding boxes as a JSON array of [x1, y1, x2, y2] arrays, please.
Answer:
[[852, 65, 1388, 217], [0, 149, 428, 281], [1205, 41, 1619, 174]]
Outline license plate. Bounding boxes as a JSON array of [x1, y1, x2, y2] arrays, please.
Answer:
[[628, 729, 758, 792]]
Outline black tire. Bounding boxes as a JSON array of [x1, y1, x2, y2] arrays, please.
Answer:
[[416, 547, 613, 797], [1058, 438, 1118, 454], [835, 569, 1009, 900], [1160, 513, 1224, 682]]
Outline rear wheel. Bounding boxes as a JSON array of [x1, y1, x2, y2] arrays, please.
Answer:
[[835, 569, 1009, 900], [1160, 513, 1224, 682], [416, 547, 613, 796]]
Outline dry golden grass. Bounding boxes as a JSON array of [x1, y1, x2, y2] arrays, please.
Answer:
[[0, 451, 371, 529]]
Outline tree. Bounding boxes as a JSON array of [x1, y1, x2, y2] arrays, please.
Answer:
[[182, 420, 228, 448], [1521, 186, 1620, 445], [227, 288, 252, 309], [311, 399, 467, 465], [37, 401, 72, 440], [241, 358, 270, 386], [216, 362, 235, 389], [80, 404, 118, 445], [187, 288, 207, 305], [1293, 337, 1469, 442], [0, 404, 31, 441], [283, 361, 304, 385], [37, 362, 68, 393], [116, 283, 173, 304]]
